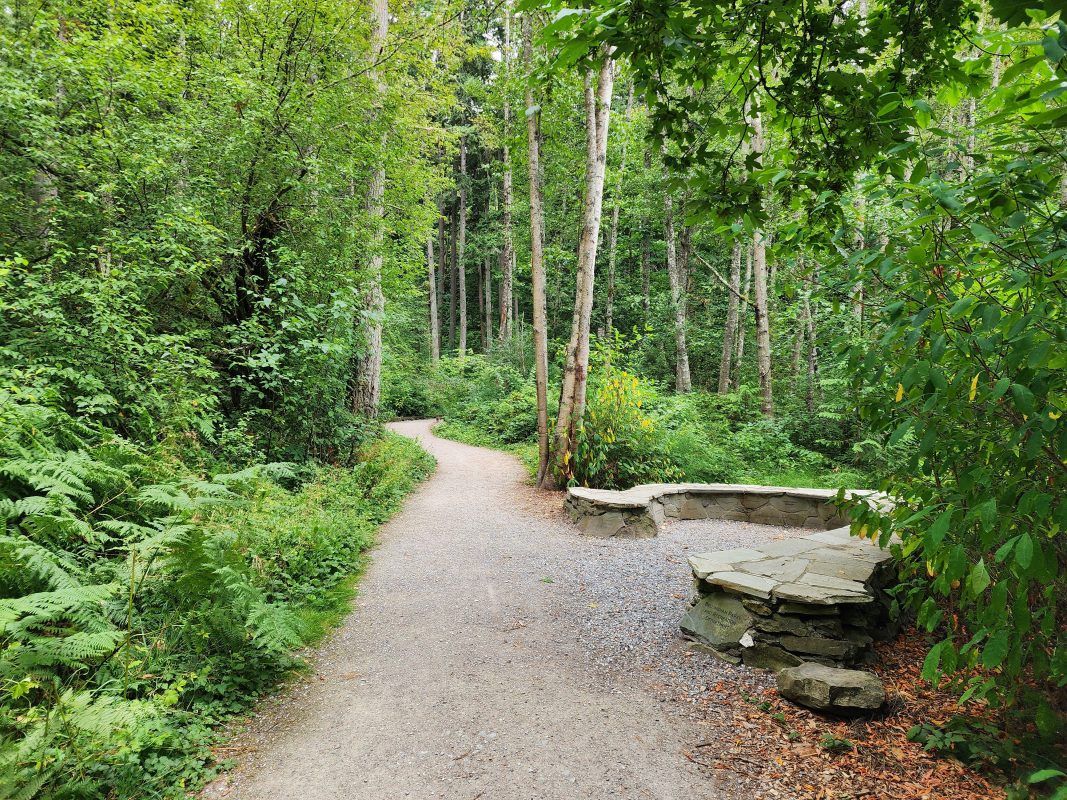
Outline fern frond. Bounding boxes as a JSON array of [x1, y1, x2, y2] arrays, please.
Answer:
[[0, 535, 82, 590]]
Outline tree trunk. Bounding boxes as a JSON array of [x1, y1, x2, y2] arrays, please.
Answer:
[[640, 223, 651, 323], [457, 137, 468, 354], [664, 192, 692, 392], [351, 0, 389, 418], [448, 204, 457, 349], [605, 84, 634, 336], [484, 255, 493, 348], [438, 202, 447, 318], [428, 235, 440, 362], [752, 229, 773, 417], [805, 274, 819, 413], [734, 243, 753, 389], [851, 190, 866, 323], [498, 4, 515, 342], [477, 255, 486, 351], [789, 253, 806, 384], [551, 53, 614, 485], [717, 239, 742, 393], [523, 14, 551, 486], [748, 109, 773, 417]]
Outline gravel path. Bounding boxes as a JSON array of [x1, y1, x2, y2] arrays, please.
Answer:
[[207, 420, 805, 800]]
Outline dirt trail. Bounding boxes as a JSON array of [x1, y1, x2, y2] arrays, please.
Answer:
[[212, 419, 721, 800]]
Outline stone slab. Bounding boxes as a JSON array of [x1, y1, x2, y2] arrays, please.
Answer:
[[680, 593, 755, 650], [736, 557, 810, 583], [577, 511, 625, 537], [773, 581, 873, 605], [705, 571, 779, 599]]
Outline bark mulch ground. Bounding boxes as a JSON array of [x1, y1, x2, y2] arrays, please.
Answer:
[[683, 631, 1008, 800]]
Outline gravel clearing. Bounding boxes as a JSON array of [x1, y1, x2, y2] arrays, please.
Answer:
[[547, 519, 810, 698], [205, 420, 808, 800]]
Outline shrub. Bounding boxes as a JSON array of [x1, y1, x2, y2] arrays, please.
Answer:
[[571, 366, 681, 489]]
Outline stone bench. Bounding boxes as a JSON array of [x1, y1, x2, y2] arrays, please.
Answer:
[[682, 525, 897, 675], [564, 482, 887, 539]]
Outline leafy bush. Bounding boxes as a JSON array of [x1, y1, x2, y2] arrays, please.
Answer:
[[382, 364, 440, 419], [846, 49, 1067, 762], [571, 365, 681, 489]]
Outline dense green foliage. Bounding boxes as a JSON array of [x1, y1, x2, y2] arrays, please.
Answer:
[[406, 350, 871, 490], [2, 0, 1065, 795], [0, 1, 446, 795]]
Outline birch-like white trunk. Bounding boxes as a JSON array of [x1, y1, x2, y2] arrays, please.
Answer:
[[551, 53, 614, 483], [718, 240, 742, 393], [351, 0, 389, 418], [747, 108, 773, 417], [734, 244, 752, 389], [523, 13, 550, 486], [664, 193, 692, 392]]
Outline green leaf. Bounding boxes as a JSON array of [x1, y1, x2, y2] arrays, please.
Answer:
[[982, 629, 1009, 668], [921, 641, 945, 684], [966, 560, 991, 598], [925, 509, 953, 550], [1015, 533, 1034, 569], [1029, 769, 1066, 784], [1011, 383, 1036, 413]]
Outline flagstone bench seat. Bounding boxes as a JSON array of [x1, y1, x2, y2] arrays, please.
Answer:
[[564, 482, 887, 539]]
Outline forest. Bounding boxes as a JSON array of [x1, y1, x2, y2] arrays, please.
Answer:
[[0, 0, 1064, 797]]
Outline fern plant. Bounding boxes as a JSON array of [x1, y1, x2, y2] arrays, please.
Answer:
[[0, 390, 309, 798]]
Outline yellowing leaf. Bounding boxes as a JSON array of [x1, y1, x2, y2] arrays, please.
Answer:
[[895, 383, 904, 402], [969, 373, 979, 401]]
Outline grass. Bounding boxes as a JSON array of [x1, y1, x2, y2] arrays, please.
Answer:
[[433, 420, 539, 477]]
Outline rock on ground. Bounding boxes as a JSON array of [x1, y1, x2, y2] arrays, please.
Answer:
[[776, 662, 886, 713]]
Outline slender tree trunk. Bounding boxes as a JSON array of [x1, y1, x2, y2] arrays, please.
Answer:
[[437, 202, 447, 316], [851, 190, 866, 323], [523, 14, 550, 486], [791, 305, 805, 382], [752, 229, 773, 416], [448, 205, 457, 349], [789, 253, 806, 383], [351, 0, 389, 418], [457, 137, 468, 353], [498, 4, 515, 341], [734, 242, 753, 389], [717, 239, 742, 393], [640, 224, 651, 323], [748, 110, 773, 417], [551, 53, 614, 484], [484, 255, 493, 348], [605, 84, 634, 336], [477, 251, 485, 350], [752, 227, 773, 417], [428, 235, 440, 362], [805, 273, 820, 412], [664, 193, 692, 392]]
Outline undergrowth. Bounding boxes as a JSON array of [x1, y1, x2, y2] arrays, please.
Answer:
[[0, 390, 433, 799]]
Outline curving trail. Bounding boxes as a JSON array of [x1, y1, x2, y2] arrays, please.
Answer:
[[212, 419, 721, 800]]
